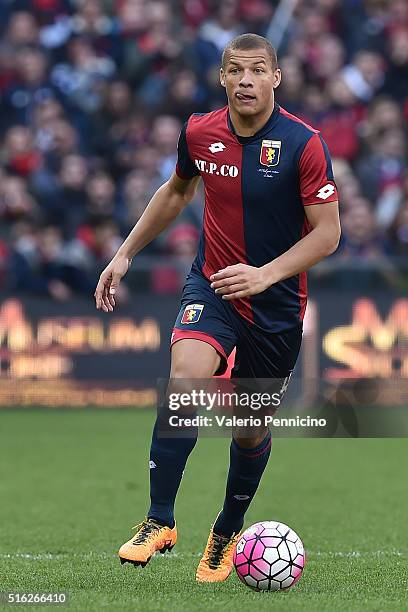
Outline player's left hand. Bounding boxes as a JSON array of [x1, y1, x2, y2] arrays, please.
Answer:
[[210, 264, 269, 300]]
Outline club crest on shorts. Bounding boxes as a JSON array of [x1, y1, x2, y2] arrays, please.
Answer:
[[181, 304, 204, 324], [260, 140, 281, 167]]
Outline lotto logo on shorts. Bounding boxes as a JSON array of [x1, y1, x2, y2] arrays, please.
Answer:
[[181, 304, 204, 324]]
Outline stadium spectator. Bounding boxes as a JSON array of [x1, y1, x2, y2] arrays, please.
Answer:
[[338, 200, 392, 259], [85, 170, 119, 223], [51, 36, 116, 113], [5, 11, 39, 48], [356, 129, 406, 212], [121, 169, 156, 234], [150, 115, 181, 182], [390, 200, 408, 257], [54, 154, 88, 237], [2, 46, 54, 126], [0, 174, 38, 225], [2, 126, 42, 177], [10, 223, 73, 299], [158, 68, 207, 121]]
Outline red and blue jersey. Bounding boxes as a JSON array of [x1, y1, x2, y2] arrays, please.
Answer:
[[175, 103, 338, 333]]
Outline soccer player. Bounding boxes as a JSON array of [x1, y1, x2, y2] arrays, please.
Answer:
[[94, 33, 340, 582]]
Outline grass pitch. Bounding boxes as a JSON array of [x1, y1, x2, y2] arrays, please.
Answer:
[[0, 410, 407, 611]]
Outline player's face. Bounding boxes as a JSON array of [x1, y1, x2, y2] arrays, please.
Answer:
[[220, 50, 281, 117]]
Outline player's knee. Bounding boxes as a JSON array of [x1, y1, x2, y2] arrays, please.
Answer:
[[170, 360, 207, 379], [170, 344, 220, 379], [233, 428, 269, 449]]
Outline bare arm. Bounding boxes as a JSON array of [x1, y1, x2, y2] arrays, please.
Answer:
[[210, 201, 341, 300], [262, 200, 341, 284], [94, 172, 200, 312], [116, 173, 200, 260]]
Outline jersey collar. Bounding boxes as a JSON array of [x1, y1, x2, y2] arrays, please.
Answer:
[[227, 102, 280, 144]]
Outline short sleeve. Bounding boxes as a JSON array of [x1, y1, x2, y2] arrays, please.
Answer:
[[175, 121, 200, 180], [299, 133, 338, 206]]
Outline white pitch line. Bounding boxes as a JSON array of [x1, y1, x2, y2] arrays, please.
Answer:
[[0, 550, 405, 561], [310, 550, 404, 558], [0, 552, 195, 561]]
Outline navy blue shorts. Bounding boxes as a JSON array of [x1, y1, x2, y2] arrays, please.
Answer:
[[171, 271, 302, 378]]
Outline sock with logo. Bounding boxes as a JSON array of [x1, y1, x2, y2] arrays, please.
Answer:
[[213, 432, 272, 538], [147, 417, 198, 528]]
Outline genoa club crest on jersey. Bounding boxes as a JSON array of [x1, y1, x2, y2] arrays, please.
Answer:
[[181, 304, 204, 324], [260, 140, 281, 167]]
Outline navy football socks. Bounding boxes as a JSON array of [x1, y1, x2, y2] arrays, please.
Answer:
[[214, 432, 272, 538], [147, 418, 198, 529]]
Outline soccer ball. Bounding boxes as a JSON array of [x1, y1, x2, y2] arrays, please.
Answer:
[[233, 521, 305, 591]]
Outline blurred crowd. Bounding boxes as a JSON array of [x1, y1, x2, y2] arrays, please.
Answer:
[[0, 0, 407, 300]]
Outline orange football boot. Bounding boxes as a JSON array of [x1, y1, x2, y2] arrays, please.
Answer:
[[196, 526, 240, 582], [118, 518, 177, 567]]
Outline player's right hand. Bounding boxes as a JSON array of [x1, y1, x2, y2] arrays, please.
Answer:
[[94, 254, 131, 312]]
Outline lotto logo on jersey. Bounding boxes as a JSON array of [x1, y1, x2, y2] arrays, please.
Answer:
[[260, 140, 281, 167], [316, 183, 336, 200], [181, 304, 204, 324]]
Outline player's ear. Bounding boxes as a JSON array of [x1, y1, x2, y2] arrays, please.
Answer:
[[273, 68, 282, 89], [220, 68, 226, 88]]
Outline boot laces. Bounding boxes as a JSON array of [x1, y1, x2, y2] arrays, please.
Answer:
[[132, 520, 161, 545], [206, 533, 232, 569]]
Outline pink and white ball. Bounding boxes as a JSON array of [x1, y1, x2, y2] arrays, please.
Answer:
[[233, 521, 305, 591]]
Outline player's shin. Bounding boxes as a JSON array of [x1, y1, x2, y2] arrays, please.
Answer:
[[148, 416, 198, 528], [213, 431, 272, 538]]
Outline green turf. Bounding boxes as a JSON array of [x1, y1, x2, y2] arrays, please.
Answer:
[[0, 410, 407, 611]]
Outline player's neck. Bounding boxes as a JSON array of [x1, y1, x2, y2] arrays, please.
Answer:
[[228, 101, 275, 137]]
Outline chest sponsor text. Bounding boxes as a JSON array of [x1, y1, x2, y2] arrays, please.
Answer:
[[195, 159, 239, 177]]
